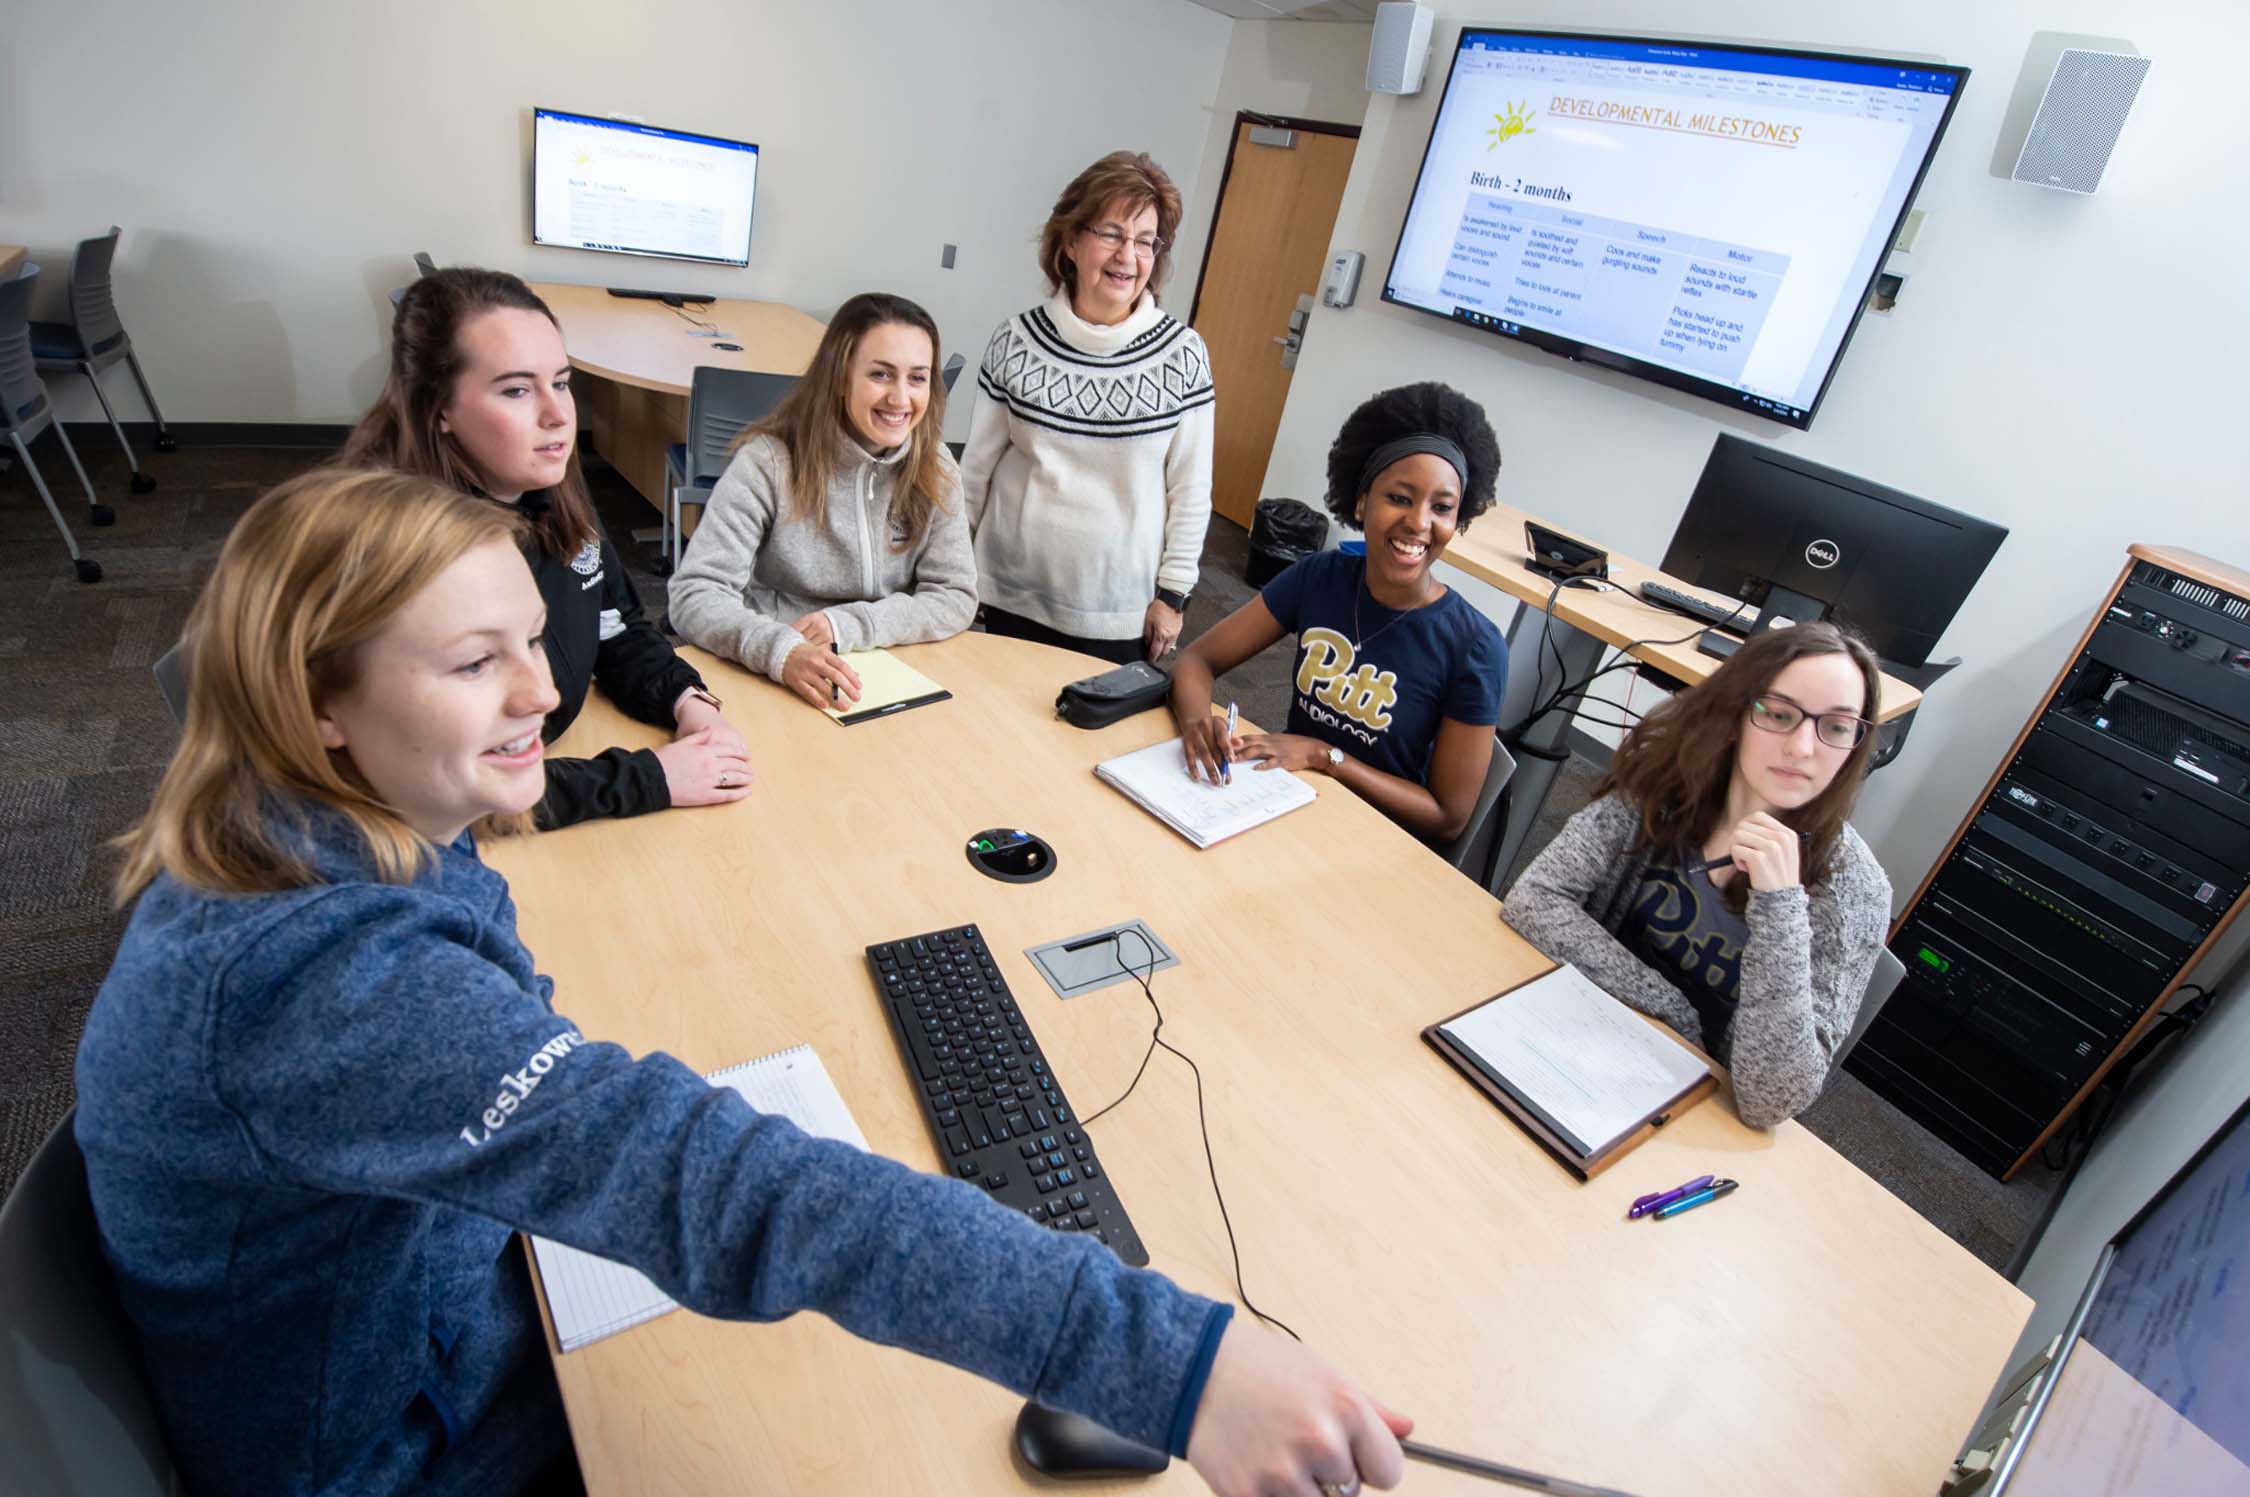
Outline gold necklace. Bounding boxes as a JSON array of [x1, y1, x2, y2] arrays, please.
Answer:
[[1352, 566, 1436, 653]]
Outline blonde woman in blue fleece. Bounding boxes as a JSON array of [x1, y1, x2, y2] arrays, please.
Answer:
[[75, 468, 1410, 1497]]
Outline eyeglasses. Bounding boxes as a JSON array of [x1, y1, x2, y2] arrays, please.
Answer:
[[1081, 225, 1166, 259], [1747, 694, 1869, 750]]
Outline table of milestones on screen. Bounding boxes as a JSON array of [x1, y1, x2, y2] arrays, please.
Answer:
[[1441, 194, 1788, 386]]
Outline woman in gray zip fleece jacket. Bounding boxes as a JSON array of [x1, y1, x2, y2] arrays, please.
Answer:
[[1502, 622, 1894, 1128], [670, 294, 977, 707]]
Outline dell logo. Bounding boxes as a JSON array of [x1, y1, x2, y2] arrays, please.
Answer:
[[1805, 539, 1841, 570]]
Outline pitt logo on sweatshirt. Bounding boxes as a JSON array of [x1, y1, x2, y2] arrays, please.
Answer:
[[1294, 628, 1398, 732]]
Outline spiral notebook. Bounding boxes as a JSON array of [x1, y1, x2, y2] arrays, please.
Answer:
[[1095, 736, 1317, 848], [528, 1044, 868, 1352]]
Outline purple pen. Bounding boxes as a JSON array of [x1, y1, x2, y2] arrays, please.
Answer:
[[1628, 1173, 1714, 1220]]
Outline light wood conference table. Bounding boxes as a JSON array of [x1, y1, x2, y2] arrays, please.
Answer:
[[482, 631, 2026, 1497], [1441, 504, 1926, 890], [530, 280, 826, 515]]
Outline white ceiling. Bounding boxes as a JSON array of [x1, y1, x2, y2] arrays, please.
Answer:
[[1182, 0, 1380, 21]]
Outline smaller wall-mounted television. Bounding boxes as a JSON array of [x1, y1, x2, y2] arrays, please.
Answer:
[[532, 107, 759, 268], [1382, 31, 1967, 428]]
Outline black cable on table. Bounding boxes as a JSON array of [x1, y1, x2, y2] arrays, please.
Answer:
[[1081, 927, 1304, 1344]]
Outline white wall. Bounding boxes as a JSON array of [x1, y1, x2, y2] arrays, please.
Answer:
[[1172, 19, 1374, 317], [0, 0, 1235, 441], [1257, 2, 2250, 903]]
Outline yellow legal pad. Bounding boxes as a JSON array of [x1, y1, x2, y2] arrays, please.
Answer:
[[822, 648, 953, 725]]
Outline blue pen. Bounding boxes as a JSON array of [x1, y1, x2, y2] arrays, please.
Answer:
[[1653, 1178, 1739, 1220], [1222, 701, 1238, 785], [1628, 1173, 1714, 1220]]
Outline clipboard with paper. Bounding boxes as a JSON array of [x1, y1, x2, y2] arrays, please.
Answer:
[[1422, 962, 1719, 1180]]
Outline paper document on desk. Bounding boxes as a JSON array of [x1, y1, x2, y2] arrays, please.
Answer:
[[1438, 965, 1712, 1160], [1095, 736, 1316, 848], [530, 1044, 868, 1352], [824, 648, 951, 725]]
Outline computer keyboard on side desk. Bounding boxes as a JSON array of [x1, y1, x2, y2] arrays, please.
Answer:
[[1637, 579, 1751, 632], [867, 924, 1150, 1266]]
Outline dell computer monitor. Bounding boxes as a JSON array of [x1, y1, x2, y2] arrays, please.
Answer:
[[1660, 435, 2005, 667], [532, 107, 759, 267], [1383, 30, 1968, 428]]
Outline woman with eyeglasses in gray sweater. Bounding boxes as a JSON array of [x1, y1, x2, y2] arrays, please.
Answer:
[[1501, 622, 1894, 1128]]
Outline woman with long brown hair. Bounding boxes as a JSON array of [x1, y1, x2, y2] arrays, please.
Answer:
[[667, 291, 976, 709], [79, 466, 1413, 1497], [1501, 622, 1895, 1127], [958, 150, 1214, 664], [344, 268, 750, 828]]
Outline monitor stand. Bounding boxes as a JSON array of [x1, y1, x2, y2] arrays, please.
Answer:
[[1750, 583, 1828, 637]]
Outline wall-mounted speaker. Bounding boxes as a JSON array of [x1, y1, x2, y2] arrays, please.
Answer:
[[1995, 37, 2150, 195], [1367, 2, 1434, 97]]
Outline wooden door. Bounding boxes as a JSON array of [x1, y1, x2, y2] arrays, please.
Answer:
[[1190, 117, 1358, 531]]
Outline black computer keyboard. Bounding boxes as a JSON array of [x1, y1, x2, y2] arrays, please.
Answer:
[[1637, 579, 1751, 632], [866, 925, 1149, 1266]]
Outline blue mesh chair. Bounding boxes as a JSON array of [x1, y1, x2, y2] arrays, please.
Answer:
[[658, 367, 796, 575], [30, 227, 173, 496], [1, 263, 108, 583]]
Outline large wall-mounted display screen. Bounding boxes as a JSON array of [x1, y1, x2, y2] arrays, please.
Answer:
[[532, 108, 758, 267], [1382, 32, 1966, 427]]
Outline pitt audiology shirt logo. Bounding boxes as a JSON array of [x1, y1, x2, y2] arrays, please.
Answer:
[[1296, 628, 1399, 738], [1486, 101, 1538, 148]]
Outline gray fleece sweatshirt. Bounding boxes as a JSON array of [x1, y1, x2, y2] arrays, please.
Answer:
[[1500, 792, 1892, 1128], [668, 433, 978, 680]]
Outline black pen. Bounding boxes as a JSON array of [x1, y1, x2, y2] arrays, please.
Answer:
[[829, 641, 840, 704], [1402, 1439, 1646, 1497]]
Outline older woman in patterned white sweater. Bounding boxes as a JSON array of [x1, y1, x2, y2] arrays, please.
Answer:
[[1502, 623, 1894, 1128], [959, 151, 1214, 665]]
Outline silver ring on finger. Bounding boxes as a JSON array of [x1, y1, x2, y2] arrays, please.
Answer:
[[717, 774, 732, 788], [1320, 1481, 1361, 1497]]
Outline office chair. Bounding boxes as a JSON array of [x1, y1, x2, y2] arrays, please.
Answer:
[[1, 263, 108, 583], [152, 640, 189, 724], [659, 367, 796, 575], [29, 227, 173, 495], [388, 252, 439, 311], [0, 1109, 183, 1495], [941, 352, 966, 393], [1439, 734, 1518, 880], [1833, 946, 1907, 1071]]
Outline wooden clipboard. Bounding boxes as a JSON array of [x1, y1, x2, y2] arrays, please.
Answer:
[[1421, 971, 1721, 1182]]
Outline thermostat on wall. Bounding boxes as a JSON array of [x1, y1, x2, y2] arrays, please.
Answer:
[[1321, 250, 1363, 308]]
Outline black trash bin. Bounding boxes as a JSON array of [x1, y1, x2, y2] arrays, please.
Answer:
[[1244, 498, 1328, 588]]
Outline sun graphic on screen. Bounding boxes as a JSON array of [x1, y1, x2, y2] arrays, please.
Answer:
[[1486, 101, 1538, 148]]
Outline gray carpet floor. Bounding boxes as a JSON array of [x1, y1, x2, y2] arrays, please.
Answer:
[[0, 444, 2062, 1272]]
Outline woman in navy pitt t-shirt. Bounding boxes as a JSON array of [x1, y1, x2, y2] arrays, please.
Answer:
[[1171, 383, 1506, 843]]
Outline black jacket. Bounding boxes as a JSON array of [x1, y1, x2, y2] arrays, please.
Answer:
[[527, 514, 704, 829]]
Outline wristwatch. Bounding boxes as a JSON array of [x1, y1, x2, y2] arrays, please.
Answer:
[[1323, 746, 1344, 772], [680, 685, 724, 713], [1154, 586, 1191, 612]]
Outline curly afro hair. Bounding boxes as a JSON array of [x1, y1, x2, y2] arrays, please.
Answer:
[[1322, 382, 1500, 532]]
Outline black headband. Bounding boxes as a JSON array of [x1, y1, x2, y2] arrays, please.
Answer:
[[1357, 434, 1468, 500]]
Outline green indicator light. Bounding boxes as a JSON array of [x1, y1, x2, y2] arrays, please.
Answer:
[[1917, 947, 1951, 974]]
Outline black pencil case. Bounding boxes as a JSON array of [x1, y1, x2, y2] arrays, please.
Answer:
[[1056, 660, 1172, 729]]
